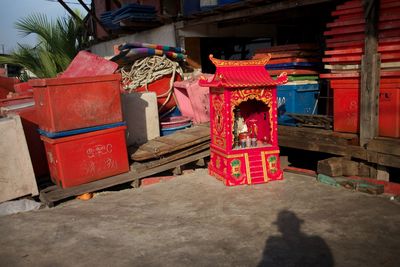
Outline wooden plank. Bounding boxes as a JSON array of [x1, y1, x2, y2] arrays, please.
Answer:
[[177, 0, 332, 28], [131, 142, 210, 173], [132, 134, 210, 161], [132, 140, 174, 160], [377, 153, 400, 168], [317, 157, 344, 177], [40, 148, 211, 206], [131, 124, 210, 161], [278, 135, 348, 156], [367, 137, 400, 156], [131, 150, 210, 180], [40, 171, 136, 206], [278, 125, 357, 146], [157, 133, 205, 146], [360, 53, 381, 146]]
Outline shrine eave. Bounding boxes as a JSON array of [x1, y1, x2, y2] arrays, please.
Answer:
[[198, 54, 288, 88]]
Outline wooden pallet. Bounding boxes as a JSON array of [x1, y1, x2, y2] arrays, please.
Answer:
[[39, 148, 210, 207], [286, 114, 333, 129], [131, 123, 210, 161], [39, 124, 212, 207]]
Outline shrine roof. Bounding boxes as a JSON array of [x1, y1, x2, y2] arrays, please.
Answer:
[[199, 54, 287, 88]]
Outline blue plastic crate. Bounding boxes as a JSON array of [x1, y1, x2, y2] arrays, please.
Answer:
[[161, 122, 192, 136], [183, 0, 200, 16], [218, 0, 241, 5], [39, 122, 126, 139], [277, 83, 320, 126]]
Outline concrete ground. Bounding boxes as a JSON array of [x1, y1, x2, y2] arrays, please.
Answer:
[[0, 169, 399, 267]]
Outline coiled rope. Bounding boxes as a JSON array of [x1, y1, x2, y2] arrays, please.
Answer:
[[121, 55, 183, 113]]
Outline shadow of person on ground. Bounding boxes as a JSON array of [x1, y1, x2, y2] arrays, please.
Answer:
[[257, 210, 334, 267]]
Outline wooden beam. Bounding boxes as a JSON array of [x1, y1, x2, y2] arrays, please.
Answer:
[[57, 0, 83, 22], [176, 0, 332, 29], [77, 0, 111, 36], [360, 0, 380, 146]]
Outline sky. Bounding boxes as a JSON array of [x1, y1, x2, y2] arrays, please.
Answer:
[[0, 0, 87, 54]]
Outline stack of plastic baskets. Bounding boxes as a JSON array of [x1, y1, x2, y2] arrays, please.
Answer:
[[29, 74, 129, 188]]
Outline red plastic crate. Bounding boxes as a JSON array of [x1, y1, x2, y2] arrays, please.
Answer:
[[379, 88, 400, 138], [332, 85, 400, 137], [332, 87, 359, 133], [41, 126, 129, 188], [29, 74, 122, 133]]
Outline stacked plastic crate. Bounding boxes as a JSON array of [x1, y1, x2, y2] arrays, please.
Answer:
[[321, 0, 400, 137], [29, 55, 130, 188], [253, 44, 322, 125]]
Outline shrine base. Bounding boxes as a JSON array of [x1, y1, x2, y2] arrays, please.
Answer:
[[208, 146, 283, 186]]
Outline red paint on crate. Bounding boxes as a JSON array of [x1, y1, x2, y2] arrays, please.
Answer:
[[378, 44, 400, 52], [323, 55, 362, 63], [381, 70, 400, 77], [381, 78, 400, 84], [331, 7, 363, 17], [13, 82, 33, 96], [378, 20, 400, 31], [324, 48, 363, 55], [327, 18, 365, 28], [380, 9, 400, 21], [332, 87, 359, 133], [324, 25, 365, 36], [29, 74, 123, 133], [379, 29, 400, 39], [336, 0, 362, 10], [328, 80, 399, 137], [41, 126, 129, 188], [380, 37, 400, 44], [330, 79, 360, 86], [379, 88, 400, 138], [326, 33, 365, 44], [381, 53, 400, 61], [326, 40, 364, 49], [338, 13, 363, 21], [381, 1, 400, 9], [59, 51, 118, 78]]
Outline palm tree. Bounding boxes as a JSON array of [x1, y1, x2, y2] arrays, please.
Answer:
[[0, 13, 89, 78]]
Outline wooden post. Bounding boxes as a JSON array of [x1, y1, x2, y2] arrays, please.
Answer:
[[57, 0, 83, 22], [360, 0, 380, 147], [76, 0, 111, 36]]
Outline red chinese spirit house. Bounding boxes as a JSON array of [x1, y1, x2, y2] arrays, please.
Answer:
[[199, 55, 287, 186]]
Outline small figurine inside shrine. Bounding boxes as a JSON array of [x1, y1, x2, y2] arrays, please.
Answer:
[[199, 54, 287, 186]]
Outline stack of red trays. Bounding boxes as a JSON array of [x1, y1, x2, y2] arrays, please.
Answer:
[[320, 0, 400, 137]]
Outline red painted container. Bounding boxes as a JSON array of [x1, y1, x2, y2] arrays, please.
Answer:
[[41, 126, 129, 188], [332, 83, 400, 137], [332, 87, 359, 133], [29, 74, 122, 133], [379, 88, 400, 138]]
